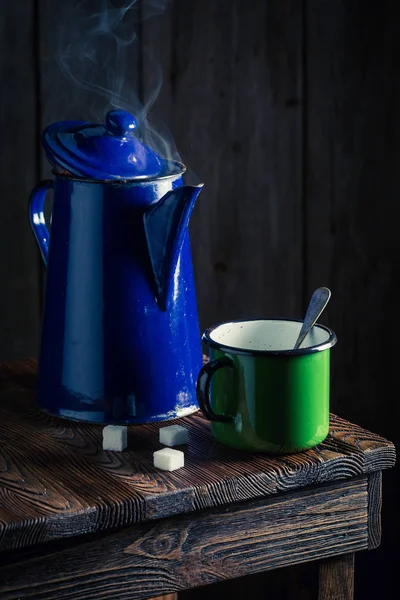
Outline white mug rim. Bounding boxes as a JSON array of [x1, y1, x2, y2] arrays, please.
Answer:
[[202, 318, 337, 357]]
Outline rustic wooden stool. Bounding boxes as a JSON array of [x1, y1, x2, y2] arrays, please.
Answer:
[[0, 360, 395, 600]]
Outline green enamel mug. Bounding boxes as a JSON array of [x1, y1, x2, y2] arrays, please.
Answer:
[[197, 319, 337, 454]]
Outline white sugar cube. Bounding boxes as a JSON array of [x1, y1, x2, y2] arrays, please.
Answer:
[[153, 448, 184, 471], [102, 425, 127, 451], [159, 424, 188, 447]]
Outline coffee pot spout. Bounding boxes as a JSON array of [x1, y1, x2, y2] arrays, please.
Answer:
[[143, 184, 203, 310]]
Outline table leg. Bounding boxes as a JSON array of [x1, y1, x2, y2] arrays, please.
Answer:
[[318, 553, 355, 600]]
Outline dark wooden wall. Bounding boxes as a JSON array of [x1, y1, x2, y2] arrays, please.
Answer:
[[0, 0, 399, 598]]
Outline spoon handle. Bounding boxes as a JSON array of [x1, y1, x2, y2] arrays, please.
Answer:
[[293, 287, 331, 349]]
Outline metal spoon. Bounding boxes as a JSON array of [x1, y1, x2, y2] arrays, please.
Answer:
[[293, 287, 331, 349]]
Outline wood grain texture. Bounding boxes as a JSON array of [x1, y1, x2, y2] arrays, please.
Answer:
[[0, 360, 395, 554], [141, 0, 304, 333], [0, 1, 41, 361], [318, 553, 355, 600], [367, 471, 382, 550], [0, 478, 368, 600]]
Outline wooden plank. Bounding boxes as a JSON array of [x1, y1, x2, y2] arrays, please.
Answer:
[[0, 1, 41, 361], [0, 360, 395, 553], [0, 478, 368, 600], [367, 471, 382, 549], [141, 0, 304, 333], [318, 553, 355, 600]]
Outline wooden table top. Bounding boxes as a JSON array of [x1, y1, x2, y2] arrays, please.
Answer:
[[0, 359, 396, 554]]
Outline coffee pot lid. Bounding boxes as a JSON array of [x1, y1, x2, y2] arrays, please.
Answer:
[[42, 109, 170, 180]]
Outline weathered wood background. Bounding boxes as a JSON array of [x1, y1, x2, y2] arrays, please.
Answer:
[[0, 0, 398, 598]]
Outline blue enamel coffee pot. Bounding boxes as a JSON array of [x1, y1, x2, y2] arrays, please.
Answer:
[[29, 110, 203, 424]]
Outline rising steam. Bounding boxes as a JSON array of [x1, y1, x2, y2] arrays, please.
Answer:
[[54, 0, 180, 164]]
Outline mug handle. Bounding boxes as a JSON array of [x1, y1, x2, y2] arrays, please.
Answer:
[[196, 357, 234, 423], [29, 180, 53, 267]]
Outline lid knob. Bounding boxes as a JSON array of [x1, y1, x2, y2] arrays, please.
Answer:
[[105, 110, 138, 138], [41, 109, 178, 180]]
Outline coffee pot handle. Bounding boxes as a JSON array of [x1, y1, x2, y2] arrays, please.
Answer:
[[196, 358, 234, 423], [29, 180, 53, 267]]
